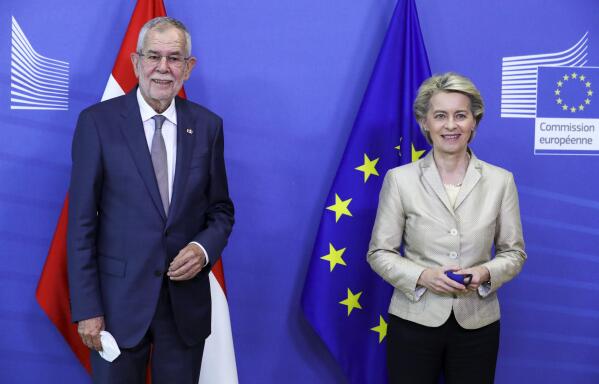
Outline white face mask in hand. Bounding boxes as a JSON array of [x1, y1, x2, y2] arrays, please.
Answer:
[[98, 331, 121, 362]]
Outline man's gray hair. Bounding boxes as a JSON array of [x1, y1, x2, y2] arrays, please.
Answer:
[[137, 16, 192, 56]]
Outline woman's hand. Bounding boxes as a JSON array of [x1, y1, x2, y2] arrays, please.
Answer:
[[455, 266, 490, 292], [417, 266, 468, 294]]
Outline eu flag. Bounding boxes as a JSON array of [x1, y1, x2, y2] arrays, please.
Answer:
[[301, 0, 431, 382], [536, 65, 598, 118]]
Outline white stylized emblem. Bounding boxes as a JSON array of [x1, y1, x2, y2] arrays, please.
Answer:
[[500, 33, 588, 119], [10, 16, 70, 110]]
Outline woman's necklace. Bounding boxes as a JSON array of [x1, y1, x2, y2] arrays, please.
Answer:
[[436, 151, 470, 187]]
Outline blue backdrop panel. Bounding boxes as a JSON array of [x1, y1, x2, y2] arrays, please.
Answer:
[[0, 0, 597, 383]]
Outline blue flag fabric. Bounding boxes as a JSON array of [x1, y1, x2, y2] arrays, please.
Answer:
[[301, 0, 431, 383]]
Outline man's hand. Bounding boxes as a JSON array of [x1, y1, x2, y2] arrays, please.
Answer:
[[168, 243, 206, 281], [455, 265, 490, 292], [78, 316, 105, 351], [417, 266, 468, 294]]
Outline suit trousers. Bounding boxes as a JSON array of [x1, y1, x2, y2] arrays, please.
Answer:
[[90, 278, 205, 384], [387, 311, 499, 384]]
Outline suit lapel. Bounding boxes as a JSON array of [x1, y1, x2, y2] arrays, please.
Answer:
[[119, 91, 167, 222], [167, 97, 194, 227], [454, 152, 482, 210], [420, 152, 454, 215]]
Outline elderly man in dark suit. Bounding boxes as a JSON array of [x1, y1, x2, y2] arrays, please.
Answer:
[[67, 16, 234, 383]]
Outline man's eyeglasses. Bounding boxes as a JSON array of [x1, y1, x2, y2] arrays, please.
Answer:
[[137, 52, 190, 68]]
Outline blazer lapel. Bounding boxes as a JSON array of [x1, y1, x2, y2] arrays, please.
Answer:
[[119, 91, 167, 221], [420, 151, 454, 215], [454, 151, 482, 210], [167, 97, 194, 227]]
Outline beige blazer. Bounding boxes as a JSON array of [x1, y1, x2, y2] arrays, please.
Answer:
[[367, 150, 526, 329]]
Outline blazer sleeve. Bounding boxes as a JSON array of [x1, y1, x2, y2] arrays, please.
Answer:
[[479, 172, 526, 297], [191, 118, 235, 268], [367, 171, 426, 302], [67, 109, 104, 322]]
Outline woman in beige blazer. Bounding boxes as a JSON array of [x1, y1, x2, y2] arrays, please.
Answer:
[[367, 73, 526, 384]]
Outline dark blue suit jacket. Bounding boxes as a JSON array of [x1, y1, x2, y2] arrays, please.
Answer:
[[67, 90, 234, 348]]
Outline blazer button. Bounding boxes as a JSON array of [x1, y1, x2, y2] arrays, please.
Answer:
[[164, 230, 169, 237], [449, 251, 458, 259], [154, 269, 163, 277], [450, 228, 458, 236]]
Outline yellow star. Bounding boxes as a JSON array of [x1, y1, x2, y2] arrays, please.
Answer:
[[339, 288, 363, 316], [585, 81, 591, 88], [571, 72, 578, 79], [554, 89, 561, 95], [395, 137, 403, 152], [562, 104, 569, 111], [570, 106, 576, 113], [580, 74, 586, 81], [411, 144, 425, 162], [370, 315, 388, 343], [579, 105, 584, 111], [326, 194, 352, 222], [395, 137, 405, 157], [588, 90, 594, 96], [355, 154, 380, 182], [585, 98, 591, 105], [563, 74, 569, 81], [556, 98, 562, 104], [557, 80, 563, 87], [321, 243, 347, 272]]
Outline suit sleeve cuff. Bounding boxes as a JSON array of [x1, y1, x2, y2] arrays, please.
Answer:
[[402, 265, 427, 302], [190, 241, 209, 266]]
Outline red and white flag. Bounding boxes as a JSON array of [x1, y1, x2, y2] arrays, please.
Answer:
[[35, 1, 238, 382]]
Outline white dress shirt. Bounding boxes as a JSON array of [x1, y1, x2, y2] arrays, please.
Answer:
[[136, 89, 209, 265]]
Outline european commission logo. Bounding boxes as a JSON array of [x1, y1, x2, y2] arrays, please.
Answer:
[[535, 66, 597, 155], [10, 16, 70, 110], [501, 33, 599, 155]]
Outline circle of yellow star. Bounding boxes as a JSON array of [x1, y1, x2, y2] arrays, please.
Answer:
[[370, 315, 388, 343], [339, 288, 363, 316], [321, 243, 347, 272], [355, 154, 380, 182], [555, 72, 592, 114], [326, 194, 352, 223]]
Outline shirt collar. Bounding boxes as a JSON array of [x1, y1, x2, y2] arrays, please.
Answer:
[[136, 88, 177, 125]]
